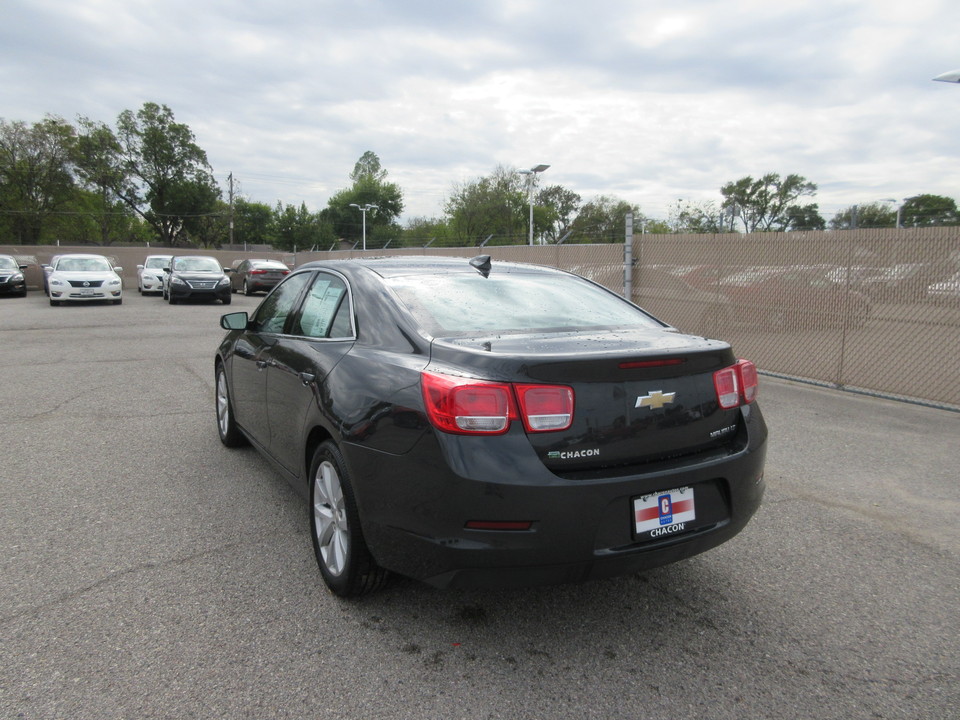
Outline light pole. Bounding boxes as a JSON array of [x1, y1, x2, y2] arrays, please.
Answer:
[[349, 203, 378, 251], [517, 164, 550, 245]]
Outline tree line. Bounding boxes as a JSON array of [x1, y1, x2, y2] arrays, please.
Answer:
[[2, 103, 958, 250]]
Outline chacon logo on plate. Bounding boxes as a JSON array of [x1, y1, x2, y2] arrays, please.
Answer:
[[635, 390, 676, 409], [548, 448, 600, 460]]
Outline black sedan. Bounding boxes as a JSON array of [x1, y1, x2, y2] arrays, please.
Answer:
[[163, 255, 232, 304], [0, 254, 28, 297], [215, 256, 767, 596]]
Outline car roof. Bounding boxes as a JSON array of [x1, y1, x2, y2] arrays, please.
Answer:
[[298, 255, 563, 279]]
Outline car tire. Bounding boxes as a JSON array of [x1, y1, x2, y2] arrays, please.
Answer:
[[309, 441, 388, 597], [168, 291, 177, 305], [215, 363, 248, 448], [222, 296, 231, 305], [113, 298, 122, 305], [49, 297, 58, 306], [243, 279, 252, 296]]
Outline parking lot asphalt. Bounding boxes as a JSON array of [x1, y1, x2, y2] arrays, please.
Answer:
[[1, 290, 958, 720]]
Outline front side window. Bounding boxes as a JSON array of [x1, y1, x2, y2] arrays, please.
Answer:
[[250, 272, 312, 334], [294, 273, 352, 339], [0, 257, 18, 270]]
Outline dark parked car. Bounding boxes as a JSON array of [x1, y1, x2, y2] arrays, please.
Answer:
[[229, 258, 290, 295], [163, 255, 232, 305], [215, 256, 767, 596], [718, 266, 871, 330], [0, 254, 28, 297]]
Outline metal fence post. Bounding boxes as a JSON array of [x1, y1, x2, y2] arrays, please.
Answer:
[[624, 212, 633, 300]]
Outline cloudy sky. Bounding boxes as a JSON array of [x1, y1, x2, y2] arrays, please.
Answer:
[[2, 0, 958, 225]]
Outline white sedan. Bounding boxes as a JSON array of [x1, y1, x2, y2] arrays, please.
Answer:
[[137, 254, 172, 294], [47, 253, 124, 306]]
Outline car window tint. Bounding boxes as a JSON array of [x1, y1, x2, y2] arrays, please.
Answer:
[[250, 272, 311, 334], [386, 272, 661, 336], [57, 257, 111, 272], [294, 274, 351, 339], [174, 257, 221, 272]]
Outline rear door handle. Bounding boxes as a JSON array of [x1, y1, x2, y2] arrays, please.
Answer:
[[256, 359, 277, 370]]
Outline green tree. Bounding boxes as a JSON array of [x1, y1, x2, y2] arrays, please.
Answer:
[[326, 151, 404, 247], [114, 102, 221, 246], [830, 203, 896, 230], [400, 216, 453, 247], [0, 116, 77, 244], [900, 194, 959, 227], [72, 117, 135, 245], [274, 202, 333, 252], [538, 184, 581, 243], [720, 173, 817, 232], [783, 203, 826, 231], [567, 195, 640, 243], [669, 199, 724, 234], [232, 198, 276, 248], [444, 165, 530, 245]]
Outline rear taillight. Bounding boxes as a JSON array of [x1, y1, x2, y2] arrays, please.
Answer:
[[421, 372, 573, 435], [737, 359, 759, 404], [713, 360, 759, 409], [515, 385, 574, 432]]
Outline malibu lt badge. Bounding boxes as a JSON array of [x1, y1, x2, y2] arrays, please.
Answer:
[[636, 390, 676, 410]]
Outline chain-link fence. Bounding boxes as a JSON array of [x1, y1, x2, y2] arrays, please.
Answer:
[[292, 228, 960, 410], [11, 226, 959, 409]]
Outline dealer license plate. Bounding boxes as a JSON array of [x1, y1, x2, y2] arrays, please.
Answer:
[[633, 486, 695, 538]]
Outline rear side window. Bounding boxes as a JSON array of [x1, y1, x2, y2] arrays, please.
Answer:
[[250, 272, 311, 334], [294, 273, 353, 339], [386, 272, 662, 336]]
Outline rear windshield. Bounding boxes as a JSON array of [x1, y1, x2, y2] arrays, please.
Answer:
[[386, 272, 663, 336]]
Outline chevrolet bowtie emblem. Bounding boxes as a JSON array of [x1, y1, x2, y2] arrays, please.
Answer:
[[636, 390, 677, 409]]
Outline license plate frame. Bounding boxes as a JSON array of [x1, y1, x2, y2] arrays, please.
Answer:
[[633, 486, 696, 539]]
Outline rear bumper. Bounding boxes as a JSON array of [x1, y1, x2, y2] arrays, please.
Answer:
[[346, 404, 767, 589]]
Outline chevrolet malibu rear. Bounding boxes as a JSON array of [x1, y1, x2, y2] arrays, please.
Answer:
[[215, 256, 767, 596]]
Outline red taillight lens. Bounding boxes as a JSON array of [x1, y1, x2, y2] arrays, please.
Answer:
[[713, 359, 759, 409], [421, 372, 516, 435], [515, 384, 574, 432], [421, 372, 574, 435], [250, 269, 266, 274], [713, 367, 740, 409], [737, 359, 759, 404]]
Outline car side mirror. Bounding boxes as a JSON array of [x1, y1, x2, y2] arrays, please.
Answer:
[[220, 312, 249, 331], [114, 266, 123, 273]]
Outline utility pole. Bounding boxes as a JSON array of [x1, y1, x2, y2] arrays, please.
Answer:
[[228, 172, 235, 248]]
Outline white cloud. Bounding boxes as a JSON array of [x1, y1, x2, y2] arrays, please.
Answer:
[[2, 0, 959, 225]]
